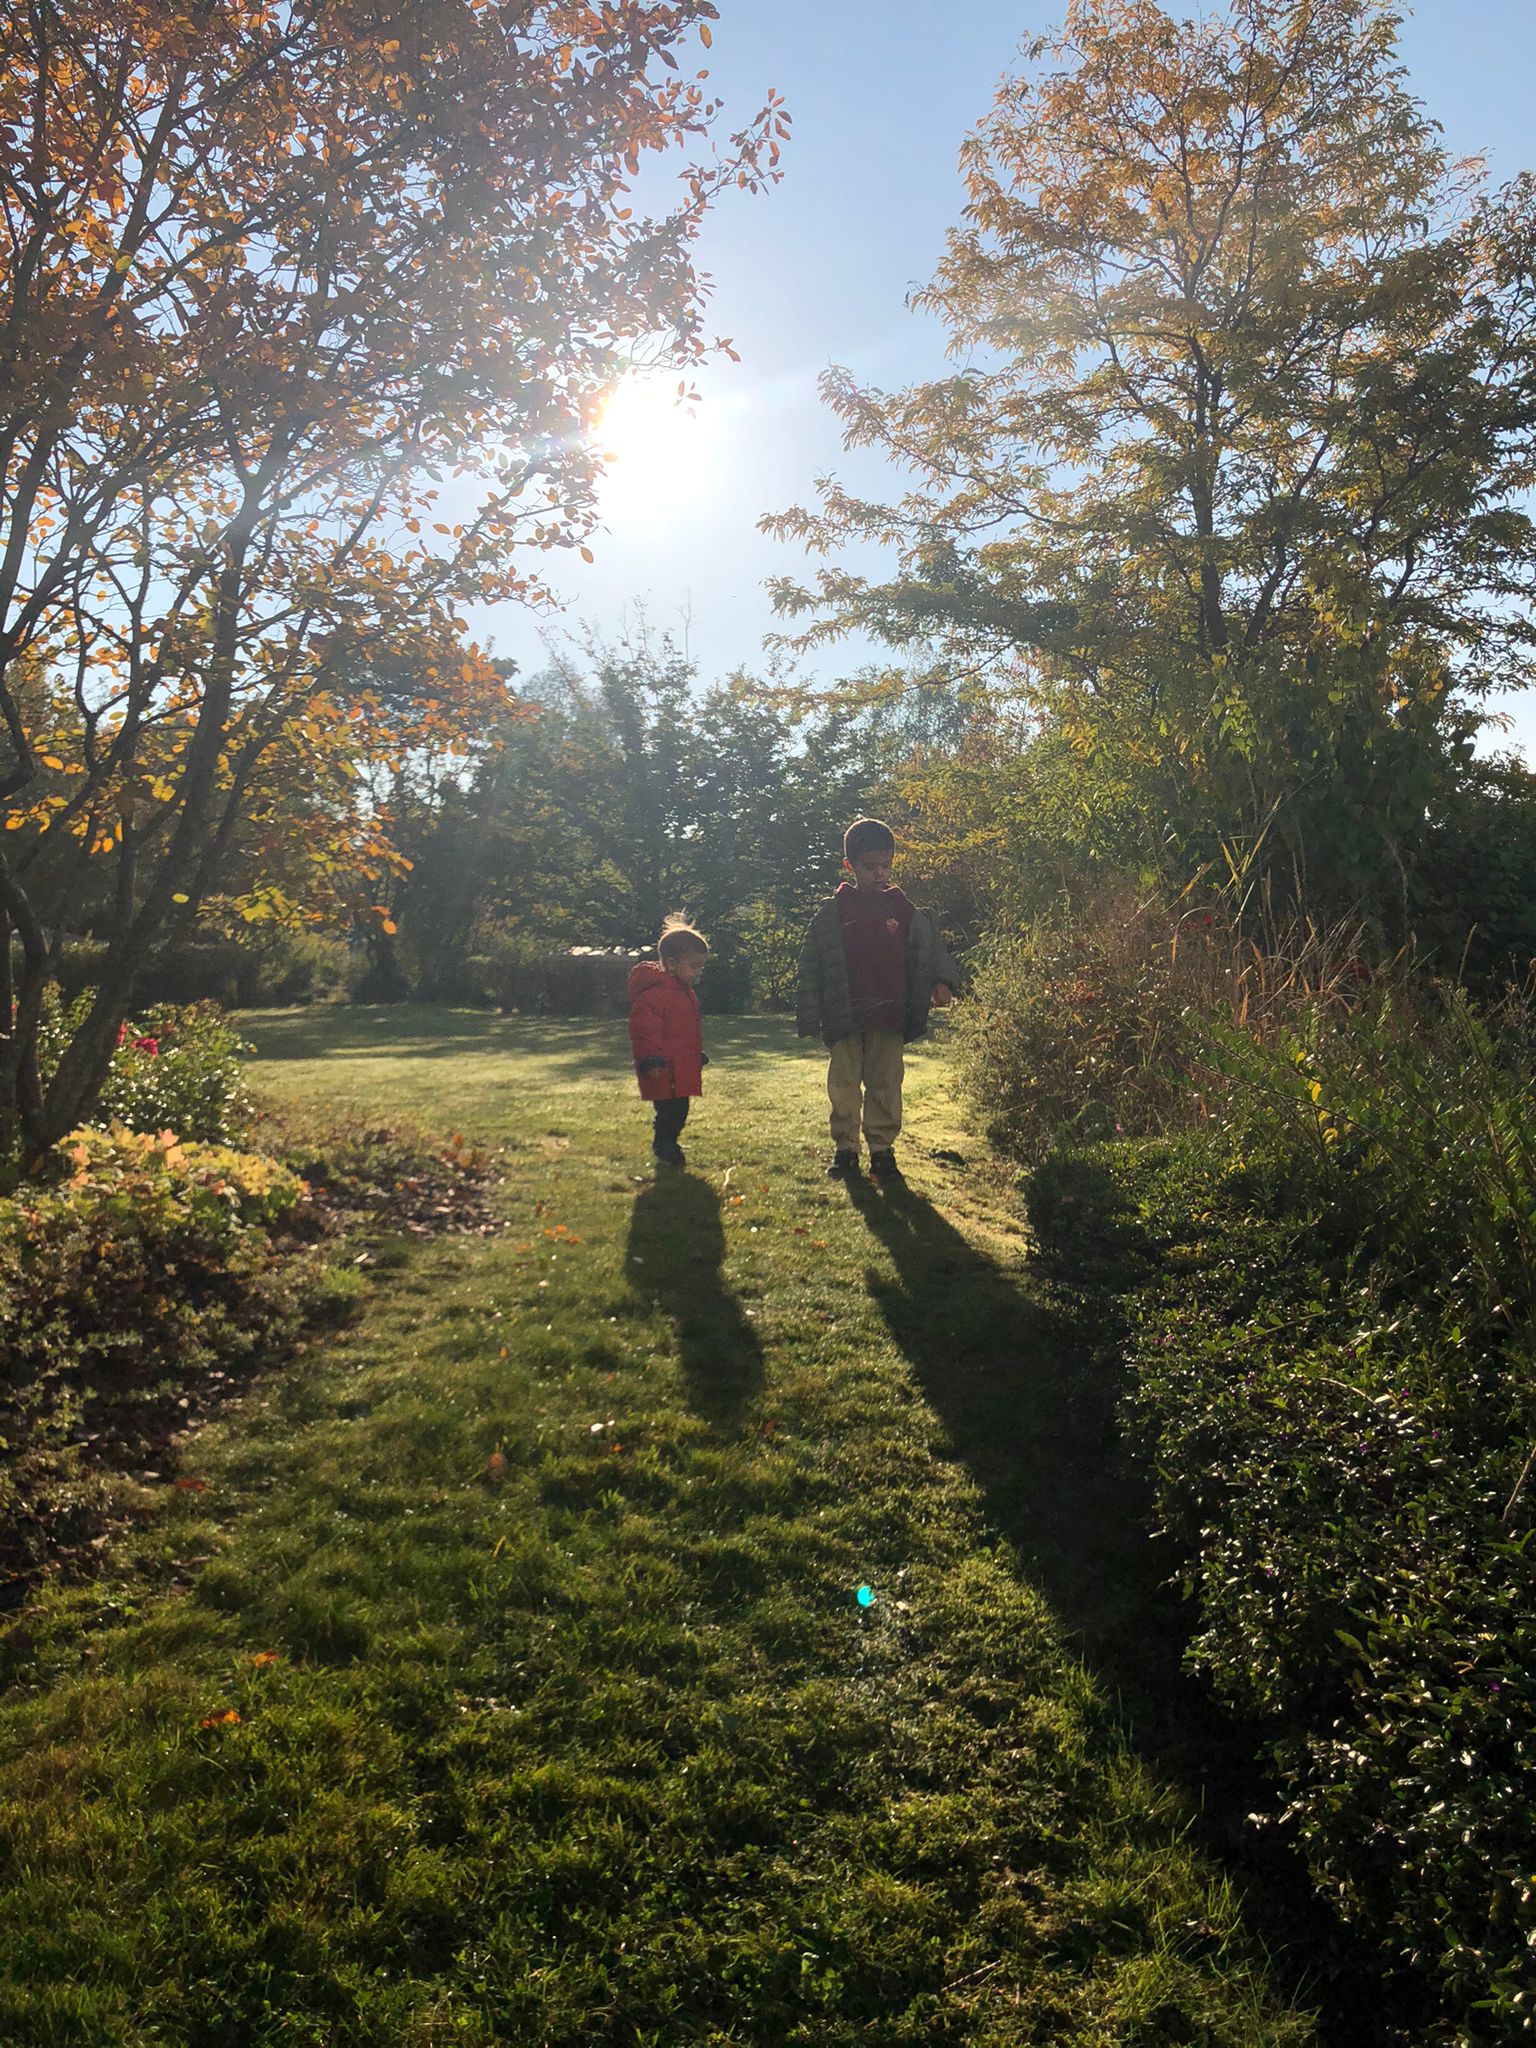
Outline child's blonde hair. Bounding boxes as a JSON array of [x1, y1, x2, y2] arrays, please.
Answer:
[[658, 916, 709, 964]]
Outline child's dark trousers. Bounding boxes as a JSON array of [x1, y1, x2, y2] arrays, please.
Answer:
[[652, 1098, 689, 1149]]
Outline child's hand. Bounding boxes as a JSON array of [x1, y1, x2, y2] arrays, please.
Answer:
[[636, 1055, 667, 1075], [930, 981, 955, 1009]]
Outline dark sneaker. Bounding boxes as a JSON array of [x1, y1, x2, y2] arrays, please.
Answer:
[[867, 1148, 904, 1184], [652, 1142, 686, 1168], [825, 1148, 860, 1179]]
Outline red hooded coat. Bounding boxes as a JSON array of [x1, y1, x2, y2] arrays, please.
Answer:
[[627, 961, 704, 1101]]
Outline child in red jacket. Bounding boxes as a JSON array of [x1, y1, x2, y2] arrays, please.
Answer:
[[627, 919, 709, 1168]]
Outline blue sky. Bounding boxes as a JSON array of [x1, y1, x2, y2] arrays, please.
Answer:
[[477, 2, 1536, 752]]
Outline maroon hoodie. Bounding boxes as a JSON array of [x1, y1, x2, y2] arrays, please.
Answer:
[[836, 881, 915, 1034]]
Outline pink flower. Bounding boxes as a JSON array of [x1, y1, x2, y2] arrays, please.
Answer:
[[117, 1022, 129, 1046], [132, 1035, 160, 1057]]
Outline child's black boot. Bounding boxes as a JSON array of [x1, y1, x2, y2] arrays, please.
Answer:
[[826, 1148, 860, 1179]]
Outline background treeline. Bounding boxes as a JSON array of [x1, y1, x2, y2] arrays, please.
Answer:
[[117, 633, 1005, 1015], [110, 627, 1536, 1021]]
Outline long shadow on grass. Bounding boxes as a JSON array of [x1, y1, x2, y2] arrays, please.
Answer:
[[844, 1164, 1392, 2046], [627, 1173, 764, 1428]]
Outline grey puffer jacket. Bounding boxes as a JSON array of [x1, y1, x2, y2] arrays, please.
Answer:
[[795, 897, 960, 1048]]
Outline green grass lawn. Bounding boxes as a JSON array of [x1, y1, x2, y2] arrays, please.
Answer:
[[0, 1008, 1321, 2046]]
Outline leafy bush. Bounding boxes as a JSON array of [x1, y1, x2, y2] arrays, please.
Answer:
[[34, 991, 255, 1145], [5, 1125, 306, 1390], [57, 1123, 306, 1230], [0, 1126, 312, 1580], [1030, 989, 1536, 2037]]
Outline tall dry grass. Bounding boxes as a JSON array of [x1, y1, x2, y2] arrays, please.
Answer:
[[955, 883, 1396, 1156]]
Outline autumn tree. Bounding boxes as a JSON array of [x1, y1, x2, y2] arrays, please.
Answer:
[[766, 0, 1536, 928], [0, 0, 783, 1156]]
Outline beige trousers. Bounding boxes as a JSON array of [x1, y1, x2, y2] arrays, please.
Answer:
[[826, 1031, 904, 1150]]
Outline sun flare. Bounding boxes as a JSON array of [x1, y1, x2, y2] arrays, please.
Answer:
[[594, 375, 714, 511]]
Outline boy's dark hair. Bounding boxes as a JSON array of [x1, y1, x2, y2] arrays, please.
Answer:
[[844, 816, 896, 864], [658, 917, 709, 964]]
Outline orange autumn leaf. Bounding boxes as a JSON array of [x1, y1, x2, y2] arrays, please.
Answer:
[[200, 1709, 240, 1729]]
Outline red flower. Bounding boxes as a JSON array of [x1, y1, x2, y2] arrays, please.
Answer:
[[116, 1022, 129, 1046], [132, 1035, 160, 1057]]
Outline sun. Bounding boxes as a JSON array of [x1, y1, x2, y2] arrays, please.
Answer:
[[594, 374, 714, 511]]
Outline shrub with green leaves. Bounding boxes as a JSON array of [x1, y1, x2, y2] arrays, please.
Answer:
[[1031, 989, 1536, 2035], [34, 991, 255, 1147], [0, 1126, 310, 1579]]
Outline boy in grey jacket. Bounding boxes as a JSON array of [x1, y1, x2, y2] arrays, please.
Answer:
[[795, 817, 959, 1183]]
